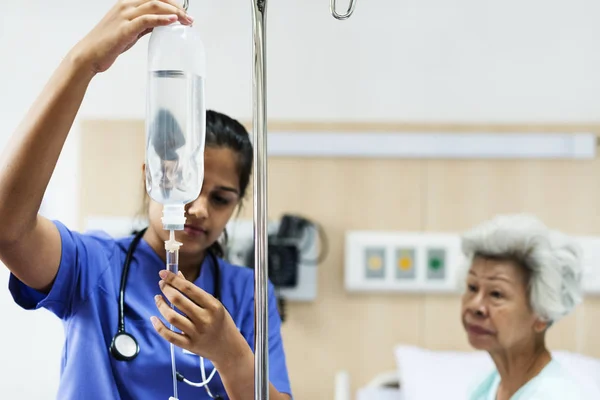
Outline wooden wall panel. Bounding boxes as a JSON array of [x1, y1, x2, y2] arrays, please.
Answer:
[[79, 120, 600, 398]]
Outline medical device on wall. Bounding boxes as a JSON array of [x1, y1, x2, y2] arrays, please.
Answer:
[[225, 214, 327, 320]]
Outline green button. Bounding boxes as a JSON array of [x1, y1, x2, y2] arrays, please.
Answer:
[[429, 258, 443, 270]]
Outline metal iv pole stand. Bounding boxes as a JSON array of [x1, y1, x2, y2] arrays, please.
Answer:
[[251, 0, 269, 399], [250, 0, 357, 398]]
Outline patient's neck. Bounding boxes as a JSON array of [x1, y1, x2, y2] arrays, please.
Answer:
[[490, 337, 551, 400]]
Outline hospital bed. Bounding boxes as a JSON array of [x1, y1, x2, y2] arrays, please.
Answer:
[[336, 345, 600, 400]]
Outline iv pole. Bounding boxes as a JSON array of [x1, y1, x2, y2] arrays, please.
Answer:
[[250, 0, 357, 399]]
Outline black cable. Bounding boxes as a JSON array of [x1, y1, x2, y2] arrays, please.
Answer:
[[277, 295, 287, 323], [299, 221, 329, 265]]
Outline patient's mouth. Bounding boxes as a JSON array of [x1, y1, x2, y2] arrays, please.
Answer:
[[466, 324, 494, 336]]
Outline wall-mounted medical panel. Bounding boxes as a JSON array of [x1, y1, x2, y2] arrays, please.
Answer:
[[345, 231, 600, 295], [345, 231, 465, 294]]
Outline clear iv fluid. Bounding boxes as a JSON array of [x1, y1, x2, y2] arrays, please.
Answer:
[[145, 22, 207, 215], [145, 71, 205, 205]]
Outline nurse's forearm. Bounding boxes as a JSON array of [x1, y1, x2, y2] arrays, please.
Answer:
[[214, 346, 290, 400]]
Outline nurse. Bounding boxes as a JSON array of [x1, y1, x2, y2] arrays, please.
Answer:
[[460, 214, 586, 400], [0, 1, 292, 399]]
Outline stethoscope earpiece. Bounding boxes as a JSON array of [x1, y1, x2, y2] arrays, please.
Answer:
[[110, 332, 140, 362]]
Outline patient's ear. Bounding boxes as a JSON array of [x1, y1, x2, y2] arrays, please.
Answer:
[[141, 163, 147, 191], [533, 318, 549, 333]]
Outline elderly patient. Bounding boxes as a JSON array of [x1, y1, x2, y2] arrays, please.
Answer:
[[460, 214, 585, 400]]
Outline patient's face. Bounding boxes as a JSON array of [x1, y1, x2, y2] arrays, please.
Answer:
[[461, 256, 539, 352]]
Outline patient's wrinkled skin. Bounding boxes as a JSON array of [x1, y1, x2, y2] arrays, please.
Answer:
[[461, 256, 547, 352]]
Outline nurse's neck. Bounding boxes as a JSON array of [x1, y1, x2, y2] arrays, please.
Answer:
[[176, 255, 203, 282], [142, 229, 203, 282]]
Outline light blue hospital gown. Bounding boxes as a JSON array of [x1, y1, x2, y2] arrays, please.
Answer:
[[469, 360, 588, 400]]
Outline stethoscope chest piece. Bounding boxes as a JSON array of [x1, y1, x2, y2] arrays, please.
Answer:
[[110, 331, 140, 361]]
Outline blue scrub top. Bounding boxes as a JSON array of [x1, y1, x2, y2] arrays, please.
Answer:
[[9, 221, 292, 400]]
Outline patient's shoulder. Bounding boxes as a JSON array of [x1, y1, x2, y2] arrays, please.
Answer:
[[519, 360, 589, 399], [468, 369, 499, 400]]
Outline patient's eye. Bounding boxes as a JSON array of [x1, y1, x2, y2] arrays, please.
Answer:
[[467, 284, 477, 292], [491, 290, 503, 299]]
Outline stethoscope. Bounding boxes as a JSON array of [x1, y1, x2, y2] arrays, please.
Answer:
[[109, 228, 223, 399]]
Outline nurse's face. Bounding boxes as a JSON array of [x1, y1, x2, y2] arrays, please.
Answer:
[[461, 256, 547, 353], [147, 147, 241, 258]]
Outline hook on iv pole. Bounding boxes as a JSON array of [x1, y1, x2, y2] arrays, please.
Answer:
[[330, 0, 357, 20]]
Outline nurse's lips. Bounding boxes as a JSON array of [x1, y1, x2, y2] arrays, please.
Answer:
[[183, 224, 207, 237]]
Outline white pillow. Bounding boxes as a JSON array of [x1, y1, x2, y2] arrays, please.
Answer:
[[394, 345, 600, 400], [394, 345, 493, 400], [357, 388, 403, 400], [553, 351, 600, 396]]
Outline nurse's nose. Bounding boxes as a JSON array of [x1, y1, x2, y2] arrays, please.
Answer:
[[186, 194, 209, 220]]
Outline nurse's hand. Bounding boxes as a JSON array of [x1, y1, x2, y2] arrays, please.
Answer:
[[151, 270, 251, 366], [71, 0, 194, 74]]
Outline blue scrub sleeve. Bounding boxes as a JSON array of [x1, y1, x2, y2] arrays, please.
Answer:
[[8, 221, 114, 320], [266, 282, 293, 397]]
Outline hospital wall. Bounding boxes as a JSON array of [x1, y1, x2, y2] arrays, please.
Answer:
[[78, 119, 600, 399], [3, 0, 600, 399]]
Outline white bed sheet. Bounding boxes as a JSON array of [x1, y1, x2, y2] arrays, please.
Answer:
[[357, 387, 403, 400]]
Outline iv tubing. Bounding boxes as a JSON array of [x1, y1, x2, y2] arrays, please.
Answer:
[[166, 230, 181, 400]]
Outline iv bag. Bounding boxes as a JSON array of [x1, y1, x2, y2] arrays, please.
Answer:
[[145, 22, 206, 229]]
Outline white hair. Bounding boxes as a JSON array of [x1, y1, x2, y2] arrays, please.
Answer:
[[461, 214, 583, 323]]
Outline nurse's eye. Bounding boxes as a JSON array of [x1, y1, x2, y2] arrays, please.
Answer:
[[211, 194, 231, 206]]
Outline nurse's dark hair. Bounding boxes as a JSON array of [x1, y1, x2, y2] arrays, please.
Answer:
[[137, 109, 253, 258], [203, 110, 253, 257]]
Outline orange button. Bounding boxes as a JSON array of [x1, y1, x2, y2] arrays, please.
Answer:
[[398, 257, 412, 270]]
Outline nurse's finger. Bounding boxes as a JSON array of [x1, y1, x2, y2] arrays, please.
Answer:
[[154, 294, 196, 334], [127, 0, 192, 25], [150, 316, 193, 349], [159, 270, 220, 312], [158, 280, 208, 322]]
